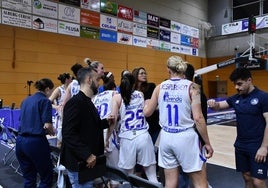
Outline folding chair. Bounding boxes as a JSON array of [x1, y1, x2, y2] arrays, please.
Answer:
[[128, 174, 163, 188], [105, 165, 132, 188]]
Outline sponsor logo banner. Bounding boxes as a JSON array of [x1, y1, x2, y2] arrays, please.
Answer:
[[100, 14, 117, 31], [146, 38, 159, 49], [33, 0, 57, 19], [59, 4, 80, 23], [59, 0, 80, 7], [117, 18, 133, 34], [171, 43, 180, 53], [133, 22, 147, 37], [2, 9, 32, 29], [160, 17, 170, 30], [180, 24, 191, 36], [58, 21, 80, 36], [147, 13, 159, 27], [222, 21, 242, 35], [2, 0, 31, 13], [133, 10, 147, 24], [33, 16, 57, 33], [159, 41, 170, 51], [117, 5, 133, 21], [180, 45, 192, 55], [190, 27, 199, 38], [117, 32, 132, 45], [100, 0, 117, 16], [191, 37, 199, 48], [159, 29, 170, 42], [170, 32, 180, 44], [171, 20, 181, 33], [80, 9, 100, 27], [81, 0, 100, 12], [133, 35, 147, 48], [180, 34, 191, 46], [147, 26, 159, 39], [100, 29, 117, 42], [80, 25, 100, 39]]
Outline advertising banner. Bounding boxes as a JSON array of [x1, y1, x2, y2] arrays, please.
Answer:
[[59, 4, 80, 23], [147, 26, 159, 39], [133, 35, 147, 48], [180, 24, 191, 36], [170, 43, 180, 53], [190, 37, 199, 48], [80, 9, 100, 27], [159, 41, 170, 51], [171, 20, 181, 33], [59, 0, 80, 7], [58, 21, 80, 36], [32, 0, 57, 19], [2, 0, 31, 13], [117, 19, 133, 34], [160, 17, 170, 30], [117, 5, 133, 21], [147, 13, 159, 27], [100, 0, 117, 16], [80, 25, 100, 39], [133, 10, 147, 24], [133, 23, 147, 37], [180, 34, 191, 46], [81, 0, 100, 12], [159, 29, 170, 42], [2, 9, 32, 29], [146, 38, 159, 49], [117, 32, 132, 45], [170, 32, 180, 44], [33, 16, 58, 33], [100, 29, 117, 42], [180, 45, 192, 55], [100, 14, 117, 31]]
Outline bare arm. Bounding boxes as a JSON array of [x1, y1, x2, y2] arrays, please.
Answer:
[[49, 87, 61, 110], [106, 94, 121, 145], [207, 99, 230, 111], [191, 83, 213, 158], [143, 85, 160, 117], [255, 112, 268, 163], [61, 84, 72, 107]]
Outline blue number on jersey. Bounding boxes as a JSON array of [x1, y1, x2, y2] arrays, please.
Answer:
[[97, 103, 108, 119], [166, 104, 179, 126], [125, 109, 145, 130]]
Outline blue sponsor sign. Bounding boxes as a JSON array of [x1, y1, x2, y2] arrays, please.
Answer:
[[159, 29, 170, 42], [180, 34, 191, 46], [100, 29, 117, 43]]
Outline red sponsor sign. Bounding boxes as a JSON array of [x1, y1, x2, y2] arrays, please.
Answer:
[[117, 5, 133, 21], [191, 37, 199, 48], [80, 9, 100, 27]]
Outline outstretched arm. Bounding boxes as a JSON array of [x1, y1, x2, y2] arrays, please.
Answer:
[[143, 85, 160, 117]]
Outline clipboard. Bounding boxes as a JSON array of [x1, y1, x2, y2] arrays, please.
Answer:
[[78, 155, 106, 184]]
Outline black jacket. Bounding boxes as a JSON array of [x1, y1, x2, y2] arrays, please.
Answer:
[[60, 91, 108, 171]]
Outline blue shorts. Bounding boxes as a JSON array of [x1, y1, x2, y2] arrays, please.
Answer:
[[235, 148, 268, 179]]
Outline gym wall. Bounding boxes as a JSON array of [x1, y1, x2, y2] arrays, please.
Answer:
[[0, 24, 206, 107]]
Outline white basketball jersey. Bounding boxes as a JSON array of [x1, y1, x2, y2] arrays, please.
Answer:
[[70, 79, 80, 97], [119, 90, 148, 139], [158, 78, 195, 133], [92, 90, 116, 120], [56, 85, 66, 105]]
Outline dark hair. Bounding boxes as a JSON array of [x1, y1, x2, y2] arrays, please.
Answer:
[[102, 71, 113, 83], [103, 80, 116, 91], [229, 67, 252, 82], [57, 73, 71, 84], [90, 61, 101, 70], [121, 70, 130, 78], [120, 73, 135, 106], [132, 67, 148, 93], [77, 66, 95, 84], [34, 78, 54, 91], [71, 63, 83, 77], [185, 63, 195, 81]]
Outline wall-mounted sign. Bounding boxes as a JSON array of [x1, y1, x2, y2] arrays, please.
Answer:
[[133, 35, 147, 48], [59, 4, 80, 23], [2, 0, 31, 13], [117, 5, 133, 21], [133, 22, 147, 37], [100, 14, 117, 31], [146, 38, 159, 49], [2, 9, 32, 29], [160, 17, 170, 30], [117, 18, 133, 34], [133, 10, 147, 24], [100, 0, 117, 16], [147, 26, 159, 39], [58, 21, 80, 36], [32, 0, 58, 19], [100, 29, 117, 42], [81, 0, 100, 12], [59, 0, 80, 7], [159, 29, 170, 42], [147, 13, 159, 27], [80, 25, 100, 39], [171, 20, 181, 33], [117, 32, 132, 45], [80, 9, 100, 27], [33, 16, 58, 33], [170, 32, 180, 44]]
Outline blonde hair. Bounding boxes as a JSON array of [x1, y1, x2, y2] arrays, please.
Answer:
[[167, 55, 187, 74]]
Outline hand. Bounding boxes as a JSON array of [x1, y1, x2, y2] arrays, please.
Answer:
[[107, 114, 115, 125], [255, 146, 268, 163], [204, 144, 214, 159], [44, 124, 55, 136], [207, 99, 216, 108], [86, 154, 96, 168]]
